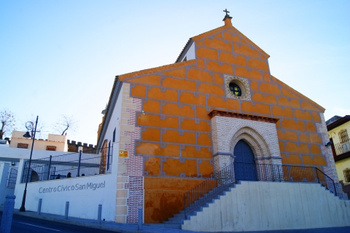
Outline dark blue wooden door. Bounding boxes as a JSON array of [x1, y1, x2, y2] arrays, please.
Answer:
[[234, 140, 257, 181]]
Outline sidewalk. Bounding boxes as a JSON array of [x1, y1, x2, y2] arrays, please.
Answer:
[[12, 209, 194, 233], [10, 209, 350, 233]]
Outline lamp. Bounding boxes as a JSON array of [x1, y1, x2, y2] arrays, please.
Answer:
[[325, 141, 333, 147], [19, 115, 38, 212], [23, 131, 31, 138]]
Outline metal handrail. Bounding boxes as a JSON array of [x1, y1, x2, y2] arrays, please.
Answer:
[[314, 167, 337, 196], [182, 162, 338, 220], [183, 178, 217, 213], [183, 162, 235, 218]]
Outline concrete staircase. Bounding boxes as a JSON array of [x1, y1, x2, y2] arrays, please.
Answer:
[[160, 182, 235, 229], [182, 181, 350, 232]]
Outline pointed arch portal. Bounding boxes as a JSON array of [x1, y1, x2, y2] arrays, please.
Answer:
[[210, 110, 282, 181]]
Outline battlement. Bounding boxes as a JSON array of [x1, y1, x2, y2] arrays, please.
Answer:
[[67, 140, 97, 154]]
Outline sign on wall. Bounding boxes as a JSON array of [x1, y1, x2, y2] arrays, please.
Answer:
[[119, 150, 128, 157]]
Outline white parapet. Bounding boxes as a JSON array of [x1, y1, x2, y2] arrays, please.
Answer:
[[182, 181, 350, 232]]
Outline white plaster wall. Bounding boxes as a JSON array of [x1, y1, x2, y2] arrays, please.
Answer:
[[182, 181, 350, 232], [1, 143, 119, 221], [181, 42, 196, 62], [102, 85, 123, 146], [14, 173, 117, 221], [0, 145, 74, 161]]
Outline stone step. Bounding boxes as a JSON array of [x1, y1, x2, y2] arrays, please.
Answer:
[[163, 183, 236, 225], [144, 223, 181, 229]]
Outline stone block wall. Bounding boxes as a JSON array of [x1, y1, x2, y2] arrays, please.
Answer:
[[117, 18, 330, 222], [115, 83, 143, 223]]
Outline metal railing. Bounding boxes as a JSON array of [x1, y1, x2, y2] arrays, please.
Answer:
[[334, 141, 350, 155], [183, 178, 217, 212], [21, 151, 111, 183], [214, 162, 235, 186], [182, 162, 338, 219], [235, 162, 337, 195], [183, 163, 234, 218]]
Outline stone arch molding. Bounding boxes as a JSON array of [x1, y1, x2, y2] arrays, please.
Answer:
[[229, 127, 269, 160], [210, 114, 282, 173]]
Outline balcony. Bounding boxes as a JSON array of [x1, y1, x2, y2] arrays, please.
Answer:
[[334, 141, 350, 155], [333, 140, 350, 162]]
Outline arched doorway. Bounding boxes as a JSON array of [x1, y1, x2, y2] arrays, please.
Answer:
[[234, 140, 257, 181], [30, 170, 39, 182]]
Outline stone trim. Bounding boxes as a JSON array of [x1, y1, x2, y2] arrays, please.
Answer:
[[224, 74, 251, 101], [212, 151, 234, 157], [115, 83, 143, 224], [209, 110, 279, 124], [211, 115, 281, 175], [255, 155, 283, 161]]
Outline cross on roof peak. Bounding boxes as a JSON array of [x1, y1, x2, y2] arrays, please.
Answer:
[[222, 8, 232, 24], [223, 9, 230, 16]]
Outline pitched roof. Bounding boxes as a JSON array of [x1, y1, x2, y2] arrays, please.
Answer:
[[271, 75, 325, 112], [327, 115, 350, 130], [191, 17, 269, 59], [119, 60, 196, 81]]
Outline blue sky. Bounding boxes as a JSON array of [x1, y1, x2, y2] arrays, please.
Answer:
[[1, 0, 349, 145]]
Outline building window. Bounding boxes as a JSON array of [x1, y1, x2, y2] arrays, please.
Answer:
[[17, 143, 28, 149], [339, 129, 349, 143], [46, 145, 57, 151], [229, 82, 242, 96], [6, 167, 18, 188], [224, 74, 251, 101], [343, 168, 350, 182]]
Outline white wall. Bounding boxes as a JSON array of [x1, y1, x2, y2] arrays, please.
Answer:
[[0, 145, 73, 161], [182, 181, 350, 232], [102, 86, 123, 146], [14, 171, 117, 221], [1, 144, 120, 222], [181, 42, 196, 61]]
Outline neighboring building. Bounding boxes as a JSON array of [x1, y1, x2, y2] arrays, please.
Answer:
[[0, 139, 116, 219], [67, 140, 97, 154], [9, 131, 97, 153], [1, 131, 68, 206], [10, 131, 68, 152], [326, 115, 350, 197], [97, 12, 348, 231], [0, 131, 100, 209]]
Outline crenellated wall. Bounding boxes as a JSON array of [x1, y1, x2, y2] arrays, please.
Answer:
[[67, 140, 97, 153]]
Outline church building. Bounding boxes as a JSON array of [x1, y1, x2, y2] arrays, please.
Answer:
[[97, 11, 344, 230]]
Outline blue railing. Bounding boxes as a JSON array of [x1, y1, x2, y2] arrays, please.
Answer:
[[235, 163, 337, 196], [183, 162, 338, 218]]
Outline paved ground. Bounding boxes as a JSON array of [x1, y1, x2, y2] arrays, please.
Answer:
[[2, 209, 350, 233]]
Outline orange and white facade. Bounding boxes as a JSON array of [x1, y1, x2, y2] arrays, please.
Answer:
[[97, 14, 340, 225]]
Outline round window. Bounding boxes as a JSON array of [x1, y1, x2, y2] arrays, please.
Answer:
[[229, 82, 242, 96]]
